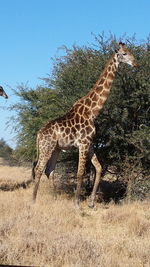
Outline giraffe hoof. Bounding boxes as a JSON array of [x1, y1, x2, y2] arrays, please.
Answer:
[[52, 192, 57, 200], [32, 198, 36, 204], [88, 198, 95, 208], [88, 202, 95, 209], [74, 198, 81, 209]]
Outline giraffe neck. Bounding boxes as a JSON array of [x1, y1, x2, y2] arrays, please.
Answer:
[[86, 53, 119, 118], [71, 53, 119, 121], [95, 54, 118, 88]]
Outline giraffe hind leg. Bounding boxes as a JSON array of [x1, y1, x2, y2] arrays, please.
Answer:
[[88, 149, 102, 208], [45, 147, 60, 178], [32, 144, 57, 202], [45, 148, 60, 199]]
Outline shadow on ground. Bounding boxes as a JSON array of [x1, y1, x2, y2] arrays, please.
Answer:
[[56, 174, 127, 204]]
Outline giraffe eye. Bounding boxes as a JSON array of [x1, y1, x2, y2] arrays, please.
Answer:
[[123, 53, 127, 56]]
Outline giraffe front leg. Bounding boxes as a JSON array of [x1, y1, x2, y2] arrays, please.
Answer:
[[75, 146, 88, 207], [88, 152, 102, 208]]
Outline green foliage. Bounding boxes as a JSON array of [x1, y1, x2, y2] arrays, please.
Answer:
[[0, 138, 13, 160], [9, 33, 150, 173], [98, 39, 150, 169], [9, 85, 62, 160], [50, 45, 104, 108]]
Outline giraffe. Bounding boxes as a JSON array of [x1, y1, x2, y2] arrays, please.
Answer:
[[32, 42, 136, 207], [0, 86, 8, 99]]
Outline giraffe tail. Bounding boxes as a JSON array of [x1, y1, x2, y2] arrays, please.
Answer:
[[32, 135, 39, 179], [32, 160, 37, 179]]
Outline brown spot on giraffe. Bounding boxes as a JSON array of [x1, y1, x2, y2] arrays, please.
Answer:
[[75, 124, 80, 131], [112, 66, 116, 72], [98, 78, 105, 84], [65, 128, 70, 135], [96, 85, 103, 93], [102, 89, 110, 98], [67, 120, 72, 127], [80, 116, 84, 124], [85, 120, 89, 126], [91, 93, 98, 102], [80, 129, 86, 138], [78, 105, 84, 115], [89, 91, 95, 98], [32, 43, 137, 208], [91, 102, 96, 108], [107, 72, 114, 80], [74, 113, 80, 123], [71, 126, 76, 135], [85, 98, 92, 107], [85, 126, 93, 135], [70, 119, 75, 125], [103, 71, 108, 78], [113, 57, 117, 63]]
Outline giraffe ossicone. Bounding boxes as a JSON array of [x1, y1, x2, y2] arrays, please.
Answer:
[[32, 43, 137, 208]]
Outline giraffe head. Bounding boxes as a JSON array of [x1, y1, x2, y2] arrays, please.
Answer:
[[0, 86, 8, 99], [116, 42, 137, 67]]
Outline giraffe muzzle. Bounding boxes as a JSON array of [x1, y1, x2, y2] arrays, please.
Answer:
[[3, 92, 8, 99]]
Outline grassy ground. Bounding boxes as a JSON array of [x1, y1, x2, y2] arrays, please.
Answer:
[[0, 163, 150, 267]]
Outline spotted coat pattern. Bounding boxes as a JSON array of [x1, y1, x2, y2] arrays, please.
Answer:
[[32, 43, 136, 207]]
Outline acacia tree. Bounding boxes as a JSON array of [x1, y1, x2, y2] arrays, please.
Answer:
[[10, 34, 150, 172], [0, 138, 13, 160], [10, 85, 63, 160], [45, 35, 150, 171]]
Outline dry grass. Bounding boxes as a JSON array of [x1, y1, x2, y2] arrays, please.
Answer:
[[0, 164, 31, 183], [0, 164, 150, 267]]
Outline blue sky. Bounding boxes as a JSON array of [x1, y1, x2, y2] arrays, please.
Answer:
[[0, 0, 149, 148]]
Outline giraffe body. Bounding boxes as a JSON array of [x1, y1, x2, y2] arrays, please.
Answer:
[[0, 86, 8, 99], [32, 43, 136, 207]]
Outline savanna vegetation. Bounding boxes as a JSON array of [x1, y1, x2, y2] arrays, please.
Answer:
[[0, 163, 150, 267], [0, 33, 150, 266], [7, 33, 150, 200], [0, 139, 13, 160], [9, 34, 150, 168]]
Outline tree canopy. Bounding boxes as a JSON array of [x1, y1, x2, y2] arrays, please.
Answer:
[[0, 138, 13, 160], [9, 34, 150, 172]]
